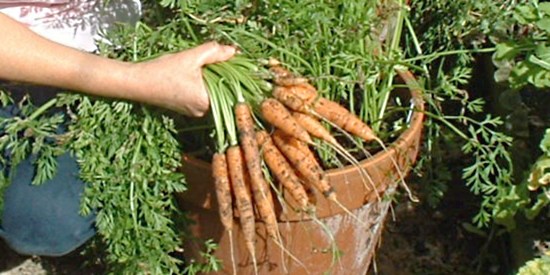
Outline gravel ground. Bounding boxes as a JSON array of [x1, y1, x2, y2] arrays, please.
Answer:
[[0, 240, 103, 275]]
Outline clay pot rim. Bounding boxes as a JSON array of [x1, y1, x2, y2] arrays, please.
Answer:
[[183, 70, 425, 176]]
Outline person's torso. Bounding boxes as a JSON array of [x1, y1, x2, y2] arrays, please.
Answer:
[[0, 0, 141, 52]]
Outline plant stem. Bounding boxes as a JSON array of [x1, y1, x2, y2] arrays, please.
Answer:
[[27, 98, 57, 121], [405, 48, 496, 62], [421, 111, 471, 141], [377, 0, 405, 126]]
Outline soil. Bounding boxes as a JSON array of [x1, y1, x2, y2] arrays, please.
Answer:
[[368, 200, 488, 275], [0, 240, 104, 275]]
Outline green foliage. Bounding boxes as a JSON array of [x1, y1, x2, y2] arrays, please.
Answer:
[[0, 94, 66, 223], [63, 94, 187, 274], [406, 0, 516, 226], [485, 0, 550, 231], [493, 0, 550, 89], [492, 128, 550, 231], [183, 239, 222, 275], [0, 90, 188, 274], [175, 0, 401, 131]]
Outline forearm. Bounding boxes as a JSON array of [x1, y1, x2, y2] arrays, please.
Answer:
[[0, 13, 145, 102], [0, 12, 236, 116]]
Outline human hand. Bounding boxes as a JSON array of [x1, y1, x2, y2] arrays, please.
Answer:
[[131, 42, 237, 117]]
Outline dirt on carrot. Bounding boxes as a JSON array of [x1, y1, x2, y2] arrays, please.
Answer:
[[212, 152, 234, 231], [235, 103, 279, 239], [312, 97, 376, 142], [261, 98, 313, 144], [256, 130, 310, 211], [226, 145, 258, 274], [271, 130, 336, 200]]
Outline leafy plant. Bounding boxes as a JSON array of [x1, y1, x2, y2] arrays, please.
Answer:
[[493, 1, 550, 89], [0, 0, 537, 273], [404, 0, 517, 227], [482, 0, 550, 231]]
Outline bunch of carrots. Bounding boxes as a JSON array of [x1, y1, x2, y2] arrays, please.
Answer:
[[202, 57, 406, 274]]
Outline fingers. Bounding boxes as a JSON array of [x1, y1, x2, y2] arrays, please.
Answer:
[[192, 41, 237, 65]]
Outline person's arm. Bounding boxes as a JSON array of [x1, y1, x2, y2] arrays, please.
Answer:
[[0, 13, 235, 116]]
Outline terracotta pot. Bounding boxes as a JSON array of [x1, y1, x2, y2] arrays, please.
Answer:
[[177, 74, 425, 274]]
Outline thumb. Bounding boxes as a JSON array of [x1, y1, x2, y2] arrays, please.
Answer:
[[193, 42, 237, 65]]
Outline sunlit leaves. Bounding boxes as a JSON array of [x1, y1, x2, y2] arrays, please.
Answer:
[[493, 0, 550, 89], [65, 94, 186, 274]]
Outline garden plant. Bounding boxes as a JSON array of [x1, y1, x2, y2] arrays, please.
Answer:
[[1, 0, 550, 274]]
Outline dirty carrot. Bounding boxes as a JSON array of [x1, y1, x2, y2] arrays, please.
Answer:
[[256, 130, 310, 210], [312, 97, 376, 142], [212, 152, 234, 231], [272, 130, 336, 200], [272, 130, 369, 227], [212, 152, 237, 275], [292, 112, 381, 199], [272, 86, 308, 112], [226, 146, 258, 275], [235, 103, 308, 270], [274, 76, 310, 87], [292, 112, 337, 145], [260, 98, 313, 144], [268, 58, 312, 86], [235, 103, 279, 239]]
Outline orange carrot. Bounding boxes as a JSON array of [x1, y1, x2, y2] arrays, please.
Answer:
[[256, 130, 310, 210], [226, 146, 257, 274], [293, 111, 382, 201], [274, 76, 310, 87], [292, 112, 337, 145], [235, 103, 279, 239], [260, 98, 312, 144], [212, 152, 237, 275], [269, 65, 375, 143], [268, 58, 291, 79], [288, 83, 318, 102], [312, 97, 376, 142], [212, 152, 233, 231], [272, 130, 336, 200], [272, 86, 308, 112], [268, 61, 316, 105], [268, 59, 310, 86]]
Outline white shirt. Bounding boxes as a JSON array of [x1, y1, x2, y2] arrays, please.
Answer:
[[0, 0, 141, 52]]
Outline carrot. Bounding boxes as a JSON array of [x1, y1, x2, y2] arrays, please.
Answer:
[[256, 130, 310, 210], [271, 74, 375, 143], [235, 103, 279, 239], [268, 58, 291, 79], [272, 130, 371, 228], [288, 83, 318, 102], [236, 104, 309, 271], [274, 76, 310, 87], [212, 153, 234, 231], [268, 58, 311, 86], [271, 130, 336, 200], [292, 112, 337, 145], [260, 98, 312, 144], [272, 86, 308, 112], [312, 97, 376, 142], [226, 146, 257, 274], [292, 111, 381, 201], [212, 152, 237, 275]]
